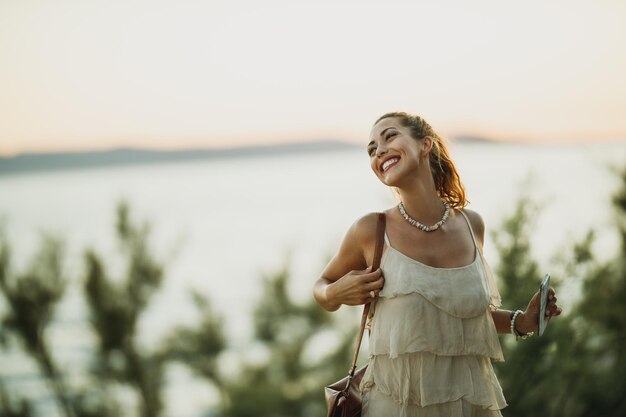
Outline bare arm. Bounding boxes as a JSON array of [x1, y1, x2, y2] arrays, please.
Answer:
[[313, 213, 385, 311], [491, 309, 516, 333]]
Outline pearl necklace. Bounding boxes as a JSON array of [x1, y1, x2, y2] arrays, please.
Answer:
[[398, 199, 450, 232]]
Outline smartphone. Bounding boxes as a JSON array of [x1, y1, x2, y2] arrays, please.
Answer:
[[538, 274, 550, 336]]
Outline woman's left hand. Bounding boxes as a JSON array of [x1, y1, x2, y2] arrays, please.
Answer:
[[517, 287, 563, 334]]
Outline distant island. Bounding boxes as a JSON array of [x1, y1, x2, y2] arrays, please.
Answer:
[[0, 136, 498, 176], [451, 135, 497, 144], [0, 141, 360, 176]]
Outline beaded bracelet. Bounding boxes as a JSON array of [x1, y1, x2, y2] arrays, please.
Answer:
[[510, 310, 534, 341]]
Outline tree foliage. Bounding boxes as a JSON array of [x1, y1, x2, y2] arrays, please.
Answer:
[[492, 167, 626, 416], [213, 268, 354, 417], [0, 231, 72, 417], [80, 200, 169, 417]]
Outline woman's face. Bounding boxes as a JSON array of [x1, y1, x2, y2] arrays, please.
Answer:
[[368, 117, 426, 186]]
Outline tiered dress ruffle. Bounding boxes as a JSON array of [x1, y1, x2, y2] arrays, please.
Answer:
[[360, 213, 507, 417]]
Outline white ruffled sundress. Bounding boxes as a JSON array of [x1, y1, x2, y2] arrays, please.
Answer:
[[360, 210, 507, 417]]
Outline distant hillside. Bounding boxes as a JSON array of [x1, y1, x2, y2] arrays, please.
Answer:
[[0, 140, 358, 176], [450, 135, 497, 144]]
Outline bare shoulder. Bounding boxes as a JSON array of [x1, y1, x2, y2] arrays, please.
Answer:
[[460, 208, 485, 246], [321, 212, 383, 280], [349, 212, 383, 244]]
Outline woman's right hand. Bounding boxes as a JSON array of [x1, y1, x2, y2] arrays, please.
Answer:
[[326, 267, 385, 307]]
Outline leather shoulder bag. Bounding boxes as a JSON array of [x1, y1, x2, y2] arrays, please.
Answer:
[[324, 212, 386, 417]]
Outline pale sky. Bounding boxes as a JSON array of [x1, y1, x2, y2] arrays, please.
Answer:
[[1, 0, 625, 156]]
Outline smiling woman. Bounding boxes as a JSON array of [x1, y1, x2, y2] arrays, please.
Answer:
[[314, 111, 563, 417]]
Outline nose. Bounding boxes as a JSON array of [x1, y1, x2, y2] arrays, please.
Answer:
[[375, 142, 388, 157]]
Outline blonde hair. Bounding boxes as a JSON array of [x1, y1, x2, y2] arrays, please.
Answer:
[[375, 112, 468, 208]]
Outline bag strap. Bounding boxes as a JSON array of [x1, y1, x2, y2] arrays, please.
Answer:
[[347, 212, 386, 378]]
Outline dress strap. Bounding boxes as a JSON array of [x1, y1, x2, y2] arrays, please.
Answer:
[[459, 209, 502, 310], [458, 209, 480, 254]]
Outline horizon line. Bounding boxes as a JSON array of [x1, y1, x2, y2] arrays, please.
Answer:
[[3, 135, 626, 158]]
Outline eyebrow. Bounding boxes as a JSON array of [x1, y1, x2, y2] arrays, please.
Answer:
[[380, 127, 397, 137]]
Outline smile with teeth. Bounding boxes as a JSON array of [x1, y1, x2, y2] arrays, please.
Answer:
[[381, 157, 399, 172]]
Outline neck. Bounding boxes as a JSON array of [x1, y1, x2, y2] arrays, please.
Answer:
[[398, 189, 444, 225], [395, 166, 443, 224]]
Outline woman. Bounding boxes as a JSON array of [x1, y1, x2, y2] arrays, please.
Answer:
[[313, 112, 562, 417]]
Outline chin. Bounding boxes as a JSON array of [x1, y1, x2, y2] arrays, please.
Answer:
[[379, 173, 402, 188]]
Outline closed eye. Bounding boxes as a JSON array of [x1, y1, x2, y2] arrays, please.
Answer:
[[367, 140, 377, 156], [384, 131, 397, 141]]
